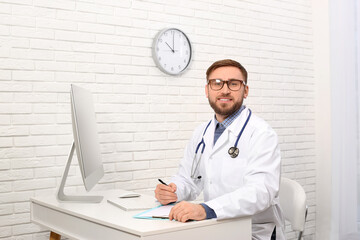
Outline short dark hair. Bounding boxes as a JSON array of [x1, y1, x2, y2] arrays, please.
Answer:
[[206, 59, 248, 83]]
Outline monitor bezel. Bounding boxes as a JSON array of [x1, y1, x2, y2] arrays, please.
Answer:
[[70, 84, 104, 192]]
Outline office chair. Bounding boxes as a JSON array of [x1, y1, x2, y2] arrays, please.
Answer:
[[279, 177, 308, 240]]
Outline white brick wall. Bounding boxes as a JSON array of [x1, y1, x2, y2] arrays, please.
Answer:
[[0, 0, 315, 239]]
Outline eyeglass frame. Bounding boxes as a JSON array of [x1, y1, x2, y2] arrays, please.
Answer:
[[207, 78, 247, 91]]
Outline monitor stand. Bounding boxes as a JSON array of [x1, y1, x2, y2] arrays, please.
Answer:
[[57, 142, 103, 203]]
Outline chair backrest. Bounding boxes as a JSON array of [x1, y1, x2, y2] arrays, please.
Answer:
[[279, 177, 307, 232]]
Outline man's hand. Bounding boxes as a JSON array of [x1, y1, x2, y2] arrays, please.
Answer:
[[169, 201, 207, 222], [154, 183, 178, 205]]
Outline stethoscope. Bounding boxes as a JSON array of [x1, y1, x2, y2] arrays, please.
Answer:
[[190, 109, 252, 180]]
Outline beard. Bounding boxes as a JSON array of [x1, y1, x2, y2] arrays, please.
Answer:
[[208, 95, 243, 117]]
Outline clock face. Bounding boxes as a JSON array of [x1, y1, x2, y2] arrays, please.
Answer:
[[152, 28, 192, 75]]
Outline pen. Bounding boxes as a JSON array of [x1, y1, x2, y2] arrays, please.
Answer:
[[158, 179, 168, 186], [158, 179, 176, 204], [152, 216, 169, 219]]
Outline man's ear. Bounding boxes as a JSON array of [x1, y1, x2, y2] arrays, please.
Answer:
[[205, 84, 209, 98], [243, 85, 249, 99]]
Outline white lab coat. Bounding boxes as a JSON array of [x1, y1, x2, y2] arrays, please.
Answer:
[[171, 107, 285, 240]]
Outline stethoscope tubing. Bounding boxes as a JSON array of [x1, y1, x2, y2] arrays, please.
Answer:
[[191, 108, 252, 179], [191, 121, 211, 179], [234, 109, 252, 148]]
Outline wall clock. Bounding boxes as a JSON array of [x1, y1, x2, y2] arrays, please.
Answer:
[[152, 28, 192, 75]]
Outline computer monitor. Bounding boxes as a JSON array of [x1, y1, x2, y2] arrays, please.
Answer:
[[57, 84, 104, 203]]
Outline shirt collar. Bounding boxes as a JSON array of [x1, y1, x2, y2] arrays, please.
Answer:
[[214, 105, 246, 129]]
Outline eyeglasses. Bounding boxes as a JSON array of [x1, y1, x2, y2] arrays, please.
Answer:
[[207, 79, 246, 91]]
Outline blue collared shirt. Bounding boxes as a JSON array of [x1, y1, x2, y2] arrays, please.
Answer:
[[213, 105, 246, 145]]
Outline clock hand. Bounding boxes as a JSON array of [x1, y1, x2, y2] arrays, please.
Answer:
[[172, 31, 175, 50], [165, 42, 175, 53]]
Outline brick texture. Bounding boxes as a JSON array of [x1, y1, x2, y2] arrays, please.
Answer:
[[0, 0, 315, 239]]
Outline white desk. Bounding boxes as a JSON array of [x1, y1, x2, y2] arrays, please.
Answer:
[[30, 190, 251, 240]]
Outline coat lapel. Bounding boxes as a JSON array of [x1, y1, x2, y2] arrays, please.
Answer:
[[207, 107, 250, 157]]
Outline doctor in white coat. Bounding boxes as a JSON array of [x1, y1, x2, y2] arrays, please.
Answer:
[[155, 59, 285, 240]]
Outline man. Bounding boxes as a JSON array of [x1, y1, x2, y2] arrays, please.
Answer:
[[155, 59, 285, 239]]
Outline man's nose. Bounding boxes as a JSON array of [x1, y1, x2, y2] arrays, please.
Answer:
[[221, 82, 231, 94]]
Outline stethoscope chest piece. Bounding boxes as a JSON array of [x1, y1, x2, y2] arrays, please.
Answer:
[[228, 147, 239, 158], [191, 109, 252, 178]]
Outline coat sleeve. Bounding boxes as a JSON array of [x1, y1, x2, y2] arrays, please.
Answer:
[[170, 124, 206, 202], [205, 126, 281, 219]]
